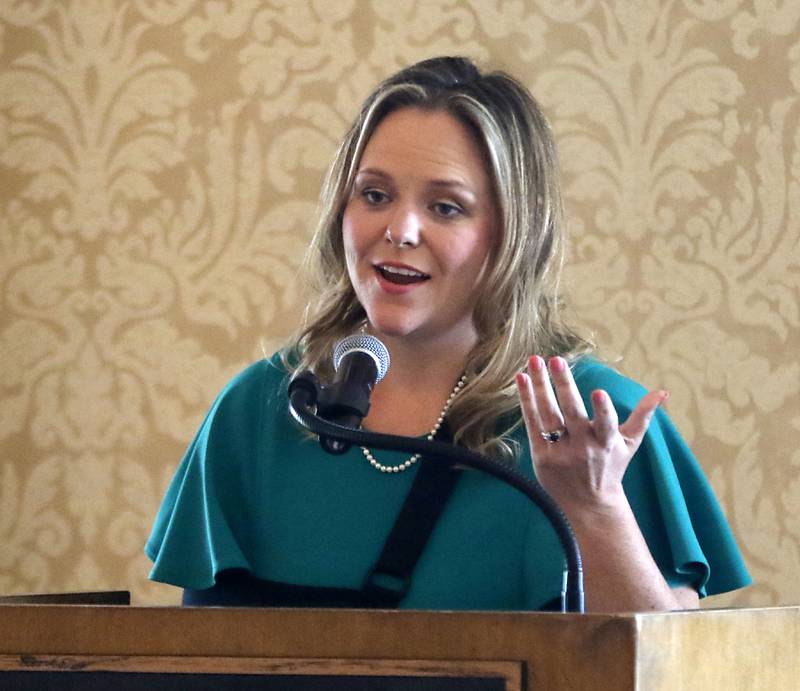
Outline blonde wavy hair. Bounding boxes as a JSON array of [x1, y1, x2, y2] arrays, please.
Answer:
[[287, 56, 593, 463]]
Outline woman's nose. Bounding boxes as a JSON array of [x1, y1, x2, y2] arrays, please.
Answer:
[[385, 208, 421, 248]]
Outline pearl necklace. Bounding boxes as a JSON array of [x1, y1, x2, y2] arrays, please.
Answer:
[[361, 374, 468, 473]]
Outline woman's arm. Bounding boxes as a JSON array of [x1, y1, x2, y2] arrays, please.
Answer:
[[516, 355, 699, 612], [559, 493, 699, 611]]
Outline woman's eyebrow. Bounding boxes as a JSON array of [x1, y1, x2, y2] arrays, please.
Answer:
[[355, 167, 391, 181], [428, 179, 475, 193], [358, 168, 474, 190]]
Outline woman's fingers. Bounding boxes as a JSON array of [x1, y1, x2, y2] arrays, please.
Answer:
[[590, 389, 618, 446], [516, 371, 548, 453], [526, 356, 566, 434], [619, 390, 669, 446], [518, 354, 666, 455], [519, 355, 589, 443], [516, 371, 534, 422], [546, 356, 588, 425]]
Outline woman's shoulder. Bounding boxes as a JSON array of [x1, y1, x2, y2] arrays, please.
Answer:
[[228, 351, 289, 385], [210, 351, 293, 415]]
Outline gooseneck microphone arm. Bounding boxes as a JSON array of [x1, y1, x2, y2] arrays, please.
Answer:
[[288, 370, 585, 614]]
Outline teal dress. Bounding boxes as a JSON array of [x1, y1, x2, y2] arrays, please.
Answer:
[[145, 354, 750, 609]]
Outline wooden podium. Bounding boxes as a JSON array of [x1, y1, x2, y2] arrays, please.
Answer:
[[0, 604, 798, 689]]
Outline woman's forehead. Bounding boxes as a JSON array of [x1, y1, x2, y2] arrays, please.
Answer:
[[357, 107, 493, 192]]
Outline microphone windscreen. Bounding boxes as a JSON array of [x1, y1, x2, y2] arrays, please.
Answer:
[[332, 334, 391, 383]]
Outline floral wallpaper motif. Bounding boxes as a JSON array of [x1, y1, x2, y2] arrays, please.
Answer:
[[1, 1, 798, 607]]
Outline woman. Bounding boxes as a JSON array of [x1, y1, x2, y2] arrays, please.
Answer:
[[146, 57, 750, 611]]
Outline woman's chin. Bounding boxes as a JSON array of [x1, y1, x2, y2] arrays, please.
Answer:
[[367, 324, 414, 341], [364, 316, 421, 341], [364, 314, 477, 350]]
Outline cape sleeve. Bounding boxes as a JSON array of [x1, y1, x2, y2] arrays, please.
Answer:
[[572, 358, 751, 597], [144, 359, 279, 590]]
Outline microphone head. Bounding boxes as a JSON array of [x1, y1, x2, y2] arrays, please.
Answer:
[[332, 334, 390, 383]]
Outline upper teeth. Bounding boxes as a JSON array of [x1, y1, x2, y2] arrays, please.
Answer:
[[381, 265, 425, 277]]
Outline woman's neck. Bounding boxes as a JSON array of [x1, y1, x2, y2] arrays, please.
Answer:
[[362, 332, 473, 437]]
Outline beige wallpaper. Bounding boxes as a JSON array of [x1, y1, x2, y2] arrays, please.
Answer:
[[0, 1, 798, 608]]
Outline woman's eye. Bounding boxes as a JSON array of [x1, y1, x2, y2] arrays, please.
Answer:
[[362, 189, 388, 205], [432, 202, 463, 218]]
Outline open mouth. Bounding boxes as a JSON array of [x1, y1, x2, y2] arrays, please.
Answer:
[[375, 264, 431, 285]]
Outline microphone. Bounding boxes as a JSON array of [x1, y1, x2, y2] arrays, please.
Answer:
[[316, 334, 391, 453]]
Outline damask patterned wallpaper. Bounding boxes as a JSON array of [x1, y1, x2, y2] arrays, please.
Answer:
[[1, 1, 798, 607]]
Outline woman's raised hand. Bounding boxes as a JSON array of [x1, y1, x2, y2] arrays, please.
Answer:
[[515, 355, 668, 513]]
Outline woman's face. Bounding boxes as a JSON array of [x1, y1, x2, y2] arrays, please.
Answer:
[[342, 107, 497, 353]]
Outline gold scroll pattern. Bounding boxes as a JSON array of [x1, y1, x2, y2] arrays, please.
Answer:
[[0, 1, 798, 607]]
